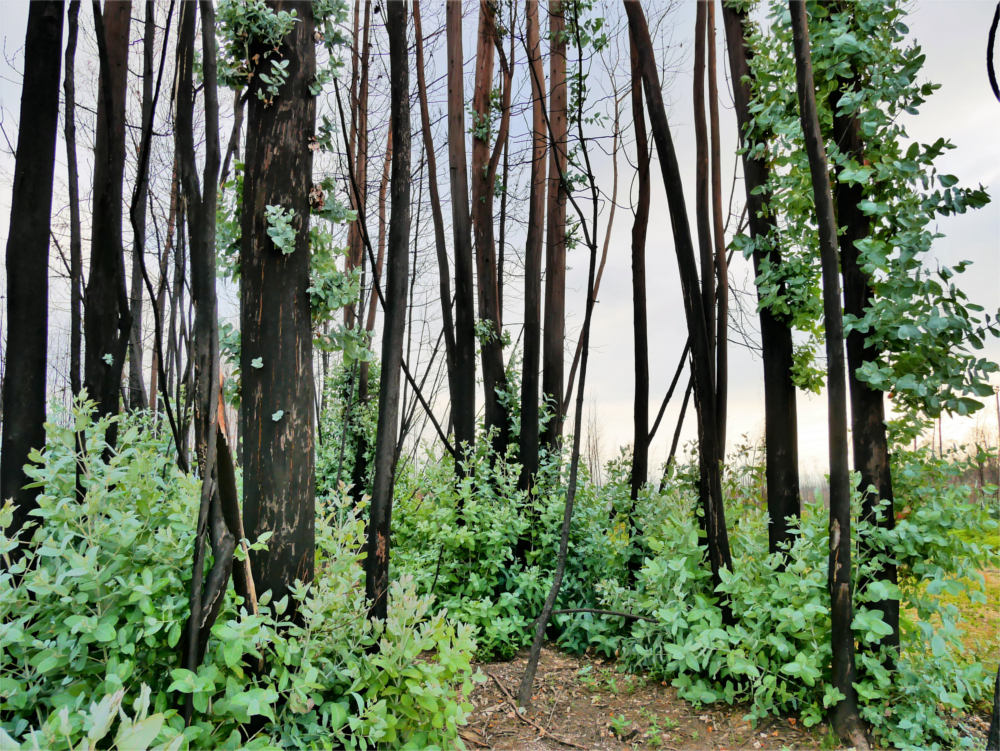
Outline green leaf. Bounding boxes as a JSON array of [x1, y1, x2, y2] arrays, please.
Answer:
[[272, 410, 284, 422]]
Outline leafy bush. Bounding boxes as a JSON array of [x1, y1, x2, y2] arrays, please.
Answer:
[[1, 402, 480, 750]]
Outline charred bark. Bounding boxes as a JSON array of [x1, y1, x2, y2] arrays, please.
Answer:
[[366, 0, 410, 624], [1, 0, 64, 542], [84, 0, 133, 452], [241, 0, 316, 613], [721, 1, 801, 556], [789, 3, 867, 746], [65, 0, 82, 400]]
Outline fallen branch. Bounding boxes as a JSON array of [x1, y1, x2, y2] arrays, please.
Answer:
[[488, 673, 587, 750]]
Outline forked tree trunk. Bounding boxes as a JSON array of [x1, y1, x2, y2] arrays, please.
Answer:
[[624, 2, 734, 613], [788, 3, 867, 747], [541, 0, 568, 452], [446, 0, 478, 466], [84, 0, 133, 452], [721, 1, 801, 557], [518, 0, 546, 499], [629, 30, 651, 511], [1, 0, 63, 543], [366, 0, 410, 623], [471, 0, 510, 459], [241, 0, 316, 613]]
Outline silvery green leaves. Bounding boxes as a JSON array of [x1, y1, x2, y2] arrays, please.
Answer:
[[265, 204, 297, 254], [216, 0, 298, 91], [257, 58, 290, 107]]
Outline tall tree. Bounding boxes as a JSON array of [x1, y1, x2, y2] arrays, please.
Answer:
[[366, 0, 410, 623], [127, 0, 156, 412], [84, 0, 133, 451], [541, 0, 568, 452], [65, 0, 82, 399], [413, 0, 461, 475], [241, 0, 317, 611], [1, 0, 64, 543], [788, 2, 867, 746], [629, 29, 651, 509], [345, 1, 370, 330], [518, 0, 547, 495], [830, 56, 899, 653], [624, 2, 734, 607], [721, 1, 802, 557], [446, 0, 478, 465], [471, 0, 511, 459]]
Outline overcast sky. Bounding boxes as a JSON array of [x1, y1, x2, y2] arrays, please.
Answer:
[[1, 1, 997, 483]]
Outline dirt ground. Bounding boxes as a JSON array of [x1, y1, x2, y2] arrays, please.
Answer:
[[460, 647, 994, 751]]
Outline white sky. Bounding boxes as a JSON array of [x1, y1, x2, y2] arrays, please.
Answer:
[[1, 1, 998, 483]]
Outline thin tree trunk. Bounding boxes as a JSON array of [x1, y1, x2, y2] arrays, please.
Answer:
[[693, 2, 716, 388], [65, 0, 82, 400], [788, 3, 867, 747], [366, 0, 410, 623], [447, 0, 478, 464], [242, 0, 317, 616], [151, 159, 179, 415], [830, 69, 899, 656], [472, 0, 510, 459], [84, 0, 133, 452], [365, 127, 393, 333], [624, 2, 734, 612], [721, 1, 801, 557], [345, 1, 371, 330], [1, 0, 63, 543], [517, 0, 547, 537], [629, 30, 651, 509], [707, 0, 728, 454], [988, 665, 1000, 751], [413, 0, 461, 473], [128, 0, 156, 413], [541, 0, 568, 452]]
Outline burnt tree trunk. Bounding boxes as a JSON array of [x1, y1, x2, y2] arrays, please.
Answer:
[[541, 0, 568, 452], [789, 2, 867, 747], [128, 0, 156, 412], [366, 0, 410, 623], [84, 0, 133, 451], [624, 2, 734, 611], [1, 0, 64, 542], [472, 0, 510, 459], [65, 0, 82, 399], [446, 0, 478, 466], [241, 0, 316, 612], [629, 29, 651, 511], [831, 81, 899, 655], [721, 1, 801, 556], [345, 1, 370, 330], [517, 0, 547, 515]]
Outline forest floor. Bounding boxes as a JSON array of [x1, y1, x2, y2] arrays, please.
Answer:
[[462, 640, 995, 751]]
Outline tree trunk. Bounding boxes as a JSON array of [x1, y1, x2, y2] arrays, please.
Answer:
[[1, 0, 63, 542], [472, 0, 510, 459], [693, 2, 716, 391], [84, 0, 133, 452], [624, 2, 734, 610], [541, 0, 568, 452], [413, 0, 461, 475], [987, 664, 1000, 751], [721, 1, 801, 557], [366, 0, 410, 623], [65, 0, 82, 400], [518, 0, 546, 502], [345, 1, 370, 330], [129, 0, 156, 413], [446, 0, 478, 466], [831, 75, 899, 655], [629, 29, 651, 512], [788, 3, 867, 747], [707, 0, 728, 453], [241, 0, 316, 612]]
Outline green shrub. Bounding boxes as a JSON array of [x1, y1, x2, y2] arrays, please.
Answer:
[[1, 401, 480, 750]]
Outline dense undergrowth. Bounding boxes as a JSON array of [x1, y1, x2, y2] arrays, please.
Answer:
[[2, 399, 997, 749]]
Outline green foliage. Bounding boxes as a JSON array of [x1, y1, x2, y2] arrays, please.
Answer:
[[216, 0, 298, 92], [316, 362, 380, 501], [1, 401, 480, 750], [264, 204, 297, 255], [741, 0, 997, 418]]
